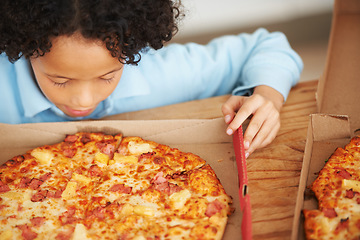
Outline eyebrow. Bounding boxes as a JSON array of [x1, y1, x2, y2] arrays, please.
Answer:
[[46, 66, 123, 79]]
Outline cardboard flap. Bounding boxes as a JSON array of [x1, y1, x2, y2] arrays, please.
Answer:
[[0, 118, 230, 147], [311, 114, 351, 142], [317, 0, 360, 134], [0, 118, 233, 164]]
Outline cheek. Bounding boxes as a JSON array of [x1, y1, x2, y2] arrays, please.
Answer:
[[35, 76, 61, 102]]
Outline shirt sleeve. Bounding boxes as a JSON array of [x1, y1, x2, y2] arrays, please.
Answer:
[[139, 28, 303, 102]]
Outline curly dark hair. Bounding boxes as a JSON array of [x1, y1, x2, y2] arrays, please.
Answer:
[[0, 0, 182, 64]]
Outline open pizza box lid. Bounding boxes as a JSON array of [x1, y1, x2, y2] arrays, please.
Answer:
[[0, 118, 248, 239], [292, 0, 360, 239]]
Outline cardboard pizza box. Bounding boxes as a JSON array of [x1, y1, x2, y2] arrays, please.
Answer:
[[0, 118, 247, 240], [292, 0, 360, 239]]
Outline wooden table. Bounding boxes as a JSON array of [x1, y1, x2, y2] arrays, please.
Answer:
[[105, 80, 318, 239]]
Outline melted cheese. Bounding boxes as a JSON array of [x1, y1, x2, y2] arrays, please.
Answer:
[[0, 191, 24, 201], [133, 236, 146, 240], [168, 227, 191, 240]]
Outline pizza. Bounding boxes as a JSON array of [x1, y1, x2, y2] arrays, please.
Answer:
[[303, 135, 360, 239], [0, 132, 232, 240]]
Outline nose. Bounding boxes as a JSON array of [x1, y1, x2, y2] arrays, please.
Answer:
[[71, 84, 96, 108]]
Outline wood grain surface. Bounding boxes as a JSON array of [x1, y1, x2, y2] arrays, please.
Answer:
[[103, 80, 319, 239]]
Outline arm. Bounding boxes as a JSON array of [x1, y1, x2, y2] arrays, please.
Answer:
[[132, 28, 302, 156]]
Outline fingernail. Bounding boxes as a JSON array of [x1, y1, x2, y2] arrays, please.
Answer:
[[226, 128, 233, 135], [245, 152, 250, 159], [244, 141, 250, 149], [224, 115, 231, 124]]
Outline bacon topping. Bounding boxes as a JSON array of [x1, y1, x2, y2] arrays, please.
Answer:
[[336, 169, 352, 179], [17, 224, 38, 240], [88, 165, 103, 177], [47, 189, 63, 198], [169, 183, 182, 195], [64, 135, 78, 143], [81, 134, 92, 144], [153, 157, 165, 165], [19, 174, 51, 189], [117, 145, 128, 155], [138, 152, 156, 164], [322, 207, 338, 218], [39, 173, 52, 182], [205, 199, 225, 217], [30, 217, 46, 227], [345, 189, 355, 199], [19, 177, 32, 188], [59, 207, 78, 225], [97, 143, 115, 157], [63, 148, 77, 158], [109, 184, 132, 194], [55, 230, 74, 240], [151, 172, 182, 195], [31, 190, 48, 202], [29, 179, 43, 190], [152, 172, 168, 184], [0, 180, 10, 193], [91, 206, 107, 220], [0, 204, 8, 211], [335, 218, 349, 233]]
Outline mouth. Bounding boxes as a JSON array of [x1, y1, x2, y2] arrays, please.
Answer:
[[64, 106, 94, 117]]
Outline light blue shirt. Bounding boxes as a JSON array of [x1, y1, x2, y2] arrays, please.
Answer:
[[0, 28, 303, 124]]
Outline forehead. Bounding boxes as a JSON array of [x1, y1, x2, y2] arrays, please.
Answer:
[[35, 34, 122, 77]]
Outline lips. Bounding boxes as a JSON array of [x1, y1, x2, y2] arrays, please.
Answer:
[[64, 106, 94, 117]]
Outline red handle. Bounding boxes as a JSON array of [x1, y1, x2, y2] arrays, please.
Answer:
[[233, 126, 252, 240]]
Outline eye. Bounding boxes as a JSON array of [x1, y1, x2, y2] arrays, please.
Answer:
[[52, 81, 68, 87], [101, 77, 115, 84]]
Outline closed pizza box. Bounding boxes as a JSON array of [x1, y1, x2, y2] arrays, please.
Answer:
[[0, 118, 247, 240], [292, 0, 360, 239]]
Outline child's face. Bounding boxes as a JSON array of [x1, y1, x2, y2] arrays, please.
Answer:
[[30, 34, 124, 117]]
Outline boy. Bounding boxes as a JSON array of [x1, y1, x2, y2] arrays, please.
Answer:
[[0, 0, 303, 157]]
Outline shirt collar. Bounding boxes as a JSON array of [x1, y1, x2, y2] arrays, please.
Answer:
[[109, 63, 150, 100], [15, 58, 150, 118]]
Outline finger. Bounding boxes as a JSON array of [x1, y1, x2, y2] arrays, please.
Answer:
[[246, 120, 280, 155], [242, 103, 272, 145], [221, 96, 244, 124], [261, 123, 280, 147], [221, 95, 244, 115], [226, 98, 263, 135]]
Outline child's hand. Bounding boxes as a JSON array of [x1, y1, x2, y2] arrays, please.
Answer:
[[222, 85, 284, 158]]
